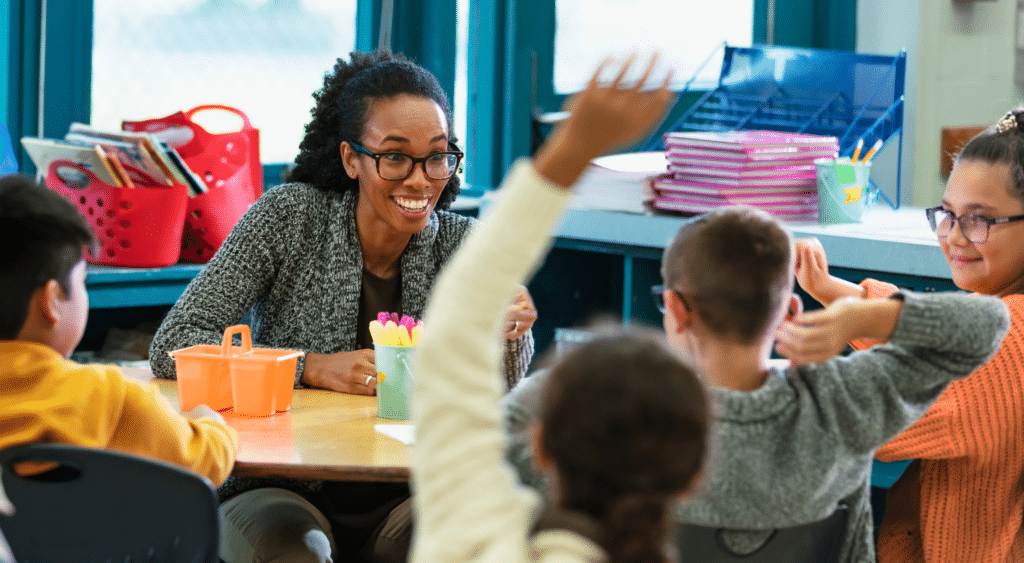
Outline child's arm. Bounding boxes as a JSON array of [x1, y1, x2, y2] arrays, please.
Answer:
[[106, 376, 239, 486], [793, 238, 866, 306], [775, 296, 902, 365], [779, 291, 1008, 455], [411, 56, 675, 563]]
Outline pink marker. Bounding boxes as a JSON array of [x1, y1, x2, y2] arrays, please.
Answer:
[[377, 312, 389, 325]]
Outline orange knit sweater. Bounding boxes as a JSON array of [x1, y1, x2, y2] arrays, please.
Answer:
[[860, 279, 1024, 563]]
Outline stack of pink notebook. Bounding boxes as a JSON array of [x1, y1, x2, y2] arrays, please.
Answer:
[[652, 130, 839, 222]]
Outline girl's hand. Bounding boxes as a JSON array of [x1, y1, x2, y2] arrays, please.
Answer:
[[534, 54, 677, 188], [301, 350, 378, 395], [775, 297, 902, 365], [793, 238, 864, 306], [504, 285, 538, 340]]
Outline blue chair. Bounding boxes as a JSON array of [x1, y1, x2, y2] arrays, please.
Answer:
[[677, 505, 848, 563], [0, 443, 219, 563]]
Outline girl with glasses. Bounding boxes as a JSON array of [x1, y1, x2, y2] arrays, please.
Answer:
[[794, 108, 1024, 563], [149, 50, 537, 563]]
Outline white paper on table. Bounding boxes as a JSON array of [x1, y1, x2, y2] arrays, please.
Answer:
[[375, 424, 416, 445]]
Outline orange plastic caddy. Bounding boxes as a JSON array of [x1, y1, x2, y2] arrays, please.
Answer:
[[169, 325, 303, 417]]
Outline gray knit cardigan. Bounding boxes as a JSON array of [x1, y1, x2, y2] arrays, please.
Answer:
[[150, 182, 533, 390]]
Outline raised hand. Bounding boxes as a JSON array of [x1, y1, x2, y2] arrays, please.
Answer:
[[534, 54, 677, 188], [793, 237, 865, 306]]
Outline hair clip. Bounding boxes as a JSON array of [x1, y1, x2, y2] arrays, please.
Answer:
[[995, 112, 1018, 134]]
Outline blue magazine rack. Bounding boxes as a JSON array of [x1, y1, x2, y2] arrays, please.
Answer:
[[643, 44, 906, 209]]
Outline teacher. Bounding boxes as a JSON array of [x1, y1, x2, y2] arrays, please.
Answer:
[[149, 49, 536, 562]]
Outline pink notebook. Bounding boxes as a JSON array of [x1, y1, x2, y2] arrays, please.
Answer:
[[664, 130, 839, 153]]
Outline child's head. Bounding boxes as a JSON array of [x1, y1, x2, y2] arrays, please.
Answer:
[[660, 206, 794, 345], [0, 175, 94, 355], [536, 328, 709, 563], [938, 108, 1024, 296]]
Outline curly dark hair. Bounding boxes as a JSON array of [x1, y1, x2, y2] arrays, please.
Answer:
[[286, 49, 461, 210], [541, 328, 710, 563]]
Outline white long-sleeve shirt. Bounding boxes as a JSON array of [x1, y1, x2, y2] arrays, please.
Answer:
[[411, 160, 605, 563]]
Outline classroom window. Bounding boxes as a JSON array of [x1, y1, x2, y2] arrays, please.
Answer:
[[91, 0, 357, 165], [553, 0, 754, 93]]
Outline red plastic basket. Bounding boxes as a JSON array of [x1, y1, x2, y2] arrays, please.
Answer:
[[123, 105, 261, 263], [45, 160, 189, 268]]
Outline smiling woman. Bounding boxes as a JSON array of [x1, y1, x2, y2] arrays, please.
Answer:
[[147, 50, 537, 563]]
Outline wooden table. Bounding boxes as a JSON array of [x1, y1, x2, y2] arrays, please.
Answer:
[[124, 369, 411, 482]]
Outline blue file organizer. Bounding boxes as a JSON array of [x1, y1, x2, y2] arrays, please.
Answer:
[[643, 44, 907, 209]]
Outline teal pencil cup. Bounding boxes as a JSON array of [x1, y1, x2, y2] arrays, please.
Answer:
[[815, 158, 874, 224], [375, 344, 415, 421]]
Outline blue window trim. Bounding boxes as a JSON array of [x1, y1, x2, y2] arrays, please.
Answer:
[[469, 0, 856, 191], [2, 0, 852, 193], [2, 0, 457, 189]]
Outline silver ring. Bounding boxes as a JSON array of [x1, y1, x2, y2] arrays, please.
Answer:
[[365, 375, 373, 386], [512, 320, 519, 332]]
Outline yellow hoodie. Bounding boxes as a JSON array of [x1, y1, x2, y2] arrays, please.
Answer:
[[0, 341, 238, 486]]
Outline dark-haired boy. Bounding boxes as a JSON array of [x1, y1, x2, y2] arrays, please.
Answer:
[[503, 205, 1009, 563], [0, 174, 238, 487]]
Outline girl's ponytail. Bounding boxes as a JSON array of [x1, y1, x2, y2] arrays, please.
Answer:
[[602, 492, 675, 563]]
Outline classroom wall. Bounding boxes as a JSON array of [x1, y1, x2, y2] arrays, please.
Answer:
[[856, 0, 918, 207], [863, 0, 1024, 207]]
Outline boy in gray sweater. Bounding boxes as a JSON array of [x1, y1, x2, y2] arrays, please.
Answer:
[[502, 205, 1009, 563]]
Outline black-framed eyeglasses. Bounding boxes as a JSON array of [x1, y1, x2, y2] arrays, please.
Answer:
[[925, 206, 1024, 244], [349, 141, 463, 181], [651, 284, 691, 314]]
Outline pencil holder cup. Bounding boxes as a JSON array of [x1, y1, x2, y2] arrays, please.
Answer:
[[815, 158, 875, 224], [375, 344, 415, 421]]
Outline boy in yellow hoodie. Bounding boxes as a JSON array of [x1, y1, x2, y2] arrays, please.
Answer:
[[0, 174, 238, 486]]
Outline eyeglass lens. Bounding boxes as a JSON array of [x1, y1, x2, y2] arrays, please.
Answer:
[[651, 285, 666, 313], [378, 153, 459, 181], [929, 209, 988, 243]]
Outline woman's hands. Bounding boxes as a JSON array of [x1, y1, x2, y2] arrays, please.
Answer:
[[504, 286, 538, 340], [794, 238, 866, 306], [775, 296, 903, 365], [301, 350, 378, 395], [534, 54, 677, 188]]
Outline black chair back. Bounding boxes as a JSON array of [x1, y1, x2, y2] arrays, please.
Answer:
[[0, 443, 219, 563], [678, 505, 848, 563]]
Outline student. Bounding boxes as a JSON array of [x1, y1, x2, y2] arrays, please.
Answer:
[[0, 175, 238, 487], [412, 56, 711, 563], [794, 108, 1024, 563], [503, 205, 1009, 563]]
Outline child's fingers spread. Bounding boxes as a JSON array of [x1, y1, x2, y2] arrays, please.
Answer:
[[588, 57, 615, 88], [634, 52, 661, 91], [611, 52, 639, 87]]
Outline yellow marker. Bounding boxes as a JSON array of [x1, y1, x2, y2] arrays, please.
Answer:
[[851, 138, 864, 164], [384, 320, 401, 346], [844, 186, 862, 203], [398, 325, 412, 346], [860, 139, 883, 164], [410, 324, 423, 346], [369, 320, 386, 345]]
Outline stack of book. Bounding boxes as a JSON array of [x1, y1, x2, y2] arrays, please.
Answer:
[[651, 130, 839, 222], [21, 123, 208, 197]]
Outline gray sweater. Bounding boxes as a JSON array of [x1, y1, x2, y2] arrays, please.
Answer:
[[501, 291, 1009, 563], [150, 182, 533, 389]]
